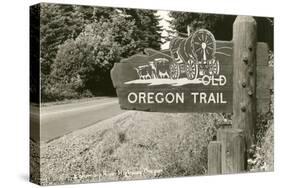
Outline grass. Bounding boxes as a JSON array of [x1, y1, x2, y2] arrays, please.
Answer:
[[38, 111, 224, 185]]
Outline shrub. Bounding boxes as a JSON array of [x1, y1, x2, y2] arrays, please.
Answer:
[[47, 15, 136, 100], [248, 119, 274, 172]]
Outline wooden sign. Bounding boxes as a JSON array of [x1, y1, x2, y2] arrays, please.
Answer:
[[111, 29, 272, 113], [111, 29, 233, 112]]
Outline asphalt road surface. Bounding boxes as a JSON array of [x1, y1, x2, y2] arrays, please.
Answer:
[[30, 98, 124, 142]]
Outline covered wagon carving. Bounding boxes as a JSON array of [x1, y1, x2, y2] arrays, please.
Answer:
[[133, 29, 220, 81]]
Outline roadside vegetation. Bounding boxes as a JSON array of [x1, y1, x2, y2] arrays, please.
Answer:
[[39, 112, 224, 185], [35, 4, 162, 102]]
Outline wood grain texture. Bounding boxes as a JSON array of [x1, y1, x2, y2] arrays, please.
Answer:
[[256, 66, 273, 89], [232, 16, 257, 147], [217, 128, 246, 174], [256, 44, 273, 113], [208, 141, 222, 175], [257, 42, 269, 66]]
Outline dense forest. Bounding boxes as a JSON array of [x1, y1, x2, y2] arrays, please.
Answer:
[[32, 4, 273, 102], [37, 4, 162, 102]]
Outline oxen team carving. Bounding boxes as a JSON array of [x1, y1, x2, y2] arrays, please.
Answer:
[[134, 58, 170, 80]]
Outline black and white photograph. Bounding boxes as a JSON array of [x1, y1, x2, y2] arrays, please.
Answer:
[[28, 2, 274, 186]]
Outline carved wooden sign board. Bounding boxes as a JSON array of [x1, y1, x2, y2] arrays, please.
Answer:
[[111, 29, 272, 113]]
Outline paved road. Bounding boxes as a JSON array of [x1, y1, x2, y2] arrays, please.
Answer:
[[30, 98, 124, 142]]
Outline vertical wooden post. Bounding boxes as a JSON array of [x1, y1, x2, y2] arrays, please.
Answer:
[[208, 141, 222, 175], [233, 16, 257, 148], [217, 129, 246, 173]]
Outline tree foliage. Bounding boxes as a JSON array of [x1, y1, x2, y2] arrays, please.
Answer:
[[169, 12, 273, 49], [44, 13, 136, 100], [40, 4, 94, 76], [169, 12, 236, 40], [40, 4, 162, 101], [40, 4, 97, 101], [123, 9, 162, 52]]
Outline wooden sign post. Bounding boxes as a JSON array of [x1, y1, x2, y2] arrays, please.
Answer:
[[233, 16, 257, 148], [111, 16, 273, 175], [207, 16, 272, 175]]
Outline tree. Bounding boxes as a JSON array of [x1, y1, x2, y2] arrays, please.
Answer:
[[40, 3, 97, 96], [123, 9, 162, 53], [40, 5, 163, 101], [169, 12, 273, 50], [45, 14, 136, 100], [90, 7, 163, 54], [169, 12, 235, 40]]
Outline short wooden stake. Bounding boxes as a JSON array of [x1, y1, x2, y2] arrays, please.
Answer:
[[208, 141, 222, 175], [217, 128, 246, 174]]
